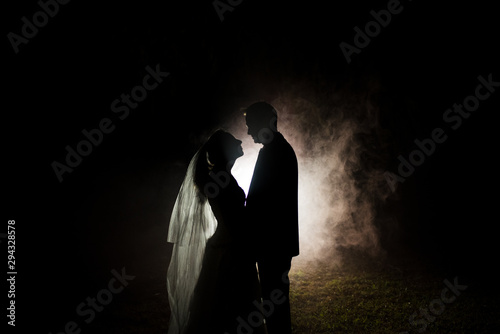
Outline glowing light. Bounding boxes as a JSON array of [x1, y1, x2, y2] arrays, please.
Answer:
[[225, 85, 392, 268], [232, 136, 260, 196]]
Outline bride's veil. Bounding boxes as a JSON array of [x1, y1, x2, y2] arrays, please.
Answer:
[[166, 148, 217, 334]]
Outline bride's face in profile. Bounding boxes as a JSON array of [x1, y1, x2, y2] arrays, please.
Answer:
[[207, 131, 244, 170]]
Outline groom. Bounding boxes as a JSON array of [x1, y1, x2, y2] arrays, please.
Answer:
[[245, 102, 299, 334]]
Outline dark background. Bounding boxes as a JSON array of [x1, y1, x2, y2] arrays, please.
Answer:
[[4, 0, 499, 332]]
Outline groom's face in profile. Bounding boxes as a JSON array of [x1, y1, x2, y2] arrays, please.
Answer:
[[246, 118, 277, 145], [246, 118, 266, 144], [246, 123, 260, 143]]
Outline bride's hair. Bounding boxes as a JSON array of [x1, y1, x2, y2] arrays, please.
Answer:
[[194, 129, 230, 196]]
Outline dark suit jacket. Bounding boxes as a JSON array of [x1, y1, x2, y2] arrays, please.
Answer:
[[246, 132, 299, 260]]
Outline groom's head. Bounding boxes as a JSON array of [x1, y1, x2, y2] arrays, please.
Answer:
[[244, 102, 278, 144]]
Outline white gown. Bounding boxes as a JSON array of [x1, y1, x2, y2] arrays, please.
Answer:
[[166, 150, 266, 334], [166, 150, 217, 334]]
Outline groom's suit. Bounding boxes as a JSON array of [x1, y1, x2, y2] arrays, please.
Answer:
[[246, 131, 299, 334]]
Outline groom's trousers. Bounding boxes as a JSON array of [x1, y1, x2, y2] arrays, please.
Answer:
[[257, 257, 292, 334]]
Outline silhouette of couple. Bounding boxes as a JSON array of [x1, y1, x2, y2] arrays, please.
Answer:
[[167, 102, 299, 334]]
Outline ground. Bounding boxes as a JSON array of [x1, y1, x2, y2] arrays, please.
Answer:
[[83, 245, 500, 333], [288, 257, 500, 333]]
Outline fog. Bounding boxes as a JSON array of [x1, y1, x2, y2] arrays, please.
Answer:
[[225, 78, 395, 268]]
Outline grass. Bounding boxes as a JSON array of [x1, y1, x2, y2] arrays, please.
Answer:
[[288, 256, 500, 333], [83, 249, 500, 333]]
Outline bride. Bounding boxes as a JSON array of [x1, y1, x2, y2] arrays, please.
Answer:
[[167, 130, 266, 334]]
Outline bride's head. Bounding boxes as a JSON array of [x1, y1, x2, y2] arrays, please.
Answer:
[[194, 130, 243, 195], [204, 130, 243, 167]]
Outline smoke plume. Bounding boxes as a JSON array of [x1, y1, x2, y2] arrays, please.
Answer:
[[225, 76, 395, 268]]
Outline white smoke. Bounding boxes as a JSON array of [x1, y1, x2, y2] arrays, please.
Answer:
[[224, 77, 394, 268]]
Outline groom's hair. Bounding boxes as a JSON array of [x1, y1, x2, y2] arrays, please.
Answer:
[[245, 101, 278, 131]]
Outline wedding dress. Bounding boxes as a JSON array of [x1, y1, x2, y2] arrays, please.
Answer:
[[166, 150, 217, 334], [167, 149, 266, 334]]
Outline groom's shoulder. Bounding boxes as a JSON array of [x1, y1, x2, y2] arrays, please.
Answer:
[[279, 133, 295, 152], [274, 133, 297, 162]]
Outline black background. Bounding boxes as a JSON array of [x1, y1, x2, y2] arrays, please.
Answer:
[[4, 0, 499, 332]]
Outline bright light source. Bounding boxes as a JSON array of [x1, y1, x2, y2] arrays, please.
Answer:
[[225, 90, 391, 268], [231, 136, 260, 196]]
